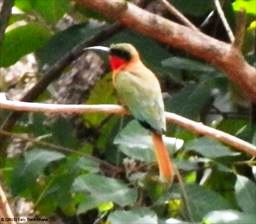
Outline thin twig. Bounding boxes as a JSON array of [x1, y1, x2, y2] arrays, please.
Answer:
[[0, 97, 255, 157], [0, 183, 16, 224], [213, 0, 235, 43], [234, 9, 247, 49], [200, 11, 214, 28], [175, 166, 194, 222], [0, 0, 15, 47], [160, 0, 199, 31]]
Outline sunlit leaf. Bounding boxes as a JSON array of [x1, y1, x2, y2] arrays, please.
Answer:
[[72, 174, 137, 213], [15, 0, 71, 23], [233, 0, 256, 15], [185, 137, 240, 158], [85, 75, 116, 125], [0, 23, 51, 67], [235, 175, 256, 213], [114, 120, 183, 162], [107, 208, 158, 224], [203, 210, 256, 224]]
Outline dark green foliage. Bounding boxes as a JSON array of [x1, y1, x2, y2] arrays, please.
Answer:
[[72, 174, 137, 214], [0, 23, 51, 67], [15, 0, 71, 23], [36, 23, 105, 68]]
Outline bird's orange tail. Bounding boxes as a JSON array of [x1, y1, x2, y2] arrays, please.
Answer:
[[152, 132, 174, 183]]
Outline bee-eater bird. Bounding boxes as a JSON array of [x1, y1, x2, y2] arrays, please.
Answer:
[[85, 43, 174, 183]]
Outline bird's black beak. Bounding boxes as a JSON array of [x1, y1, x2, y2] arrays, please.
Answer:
[[83, 46, 110, 53]]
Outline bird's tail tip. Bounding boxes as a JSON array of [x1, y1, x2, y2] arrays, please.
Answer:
[[152, 132, 174, 184]]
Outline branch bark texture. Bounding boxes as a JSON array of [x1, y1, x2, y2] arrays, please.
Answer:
[[74, 0, 256, 102], [0, 97, 255, 157]]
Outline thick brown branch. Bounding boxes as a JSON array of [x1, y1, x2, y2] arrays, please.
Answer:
[[0, 97, 255, 157], [74, 0, 256, 102]]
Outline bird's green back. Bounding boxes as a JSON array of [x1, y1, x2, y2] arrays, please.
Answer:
[[114, 70, 166, 133]]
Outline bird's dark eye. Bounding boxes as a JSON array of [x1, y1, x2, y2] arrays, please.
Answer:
[[110, 48, 132, 61]]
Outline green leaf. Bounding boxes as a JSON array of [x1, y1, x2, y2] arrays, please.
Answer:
[[15, 0, 33, 11], [9, 14, 28, 25], [165, 81, 213, 119], [185, 137, 240, 158], [98, 201, 114, 212], [233, 0, 256, 15], [216, 119, 249, 136], [85, 75, 116, 125], [203, 210, 256, 224], [107, 208, 158, 224], [175, 184, 231, 221], [15, 0, 71, 23], [203, 169, 237, 207], [235, 175, 256, 213], [34, 0, 70, 23], [37, 173, 75, 215], [162, 56, 215, 73], [0, 23, 51, 67], [11, 149, 65, 195], [36, 22, 104, 67], [51, 117, 80, 148], [75, 157, 100, 174], [72, 174, 137, 213], [76, 195, 100, 214], [114, 120, 183, 162], [36, 155, 98, 216]]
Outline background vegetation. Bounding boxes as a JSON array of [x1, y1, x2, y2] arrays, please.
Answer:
[[0, 0, 255, 223]]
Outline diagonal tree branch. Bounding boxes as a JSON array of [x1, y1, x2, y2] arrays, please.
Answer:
[[0, 23, 122, 133], [74, 0, 256, 103], [0, 0, 14, 47], [0, 96, 255, 157]]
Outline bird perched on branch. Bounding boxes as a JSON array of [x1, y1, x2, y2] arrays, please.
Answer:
[[85, 43, 174, 183]]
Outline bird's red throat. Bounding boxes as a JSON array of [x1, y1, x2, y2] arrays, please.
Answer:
[[109, 55, 128, 71]]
